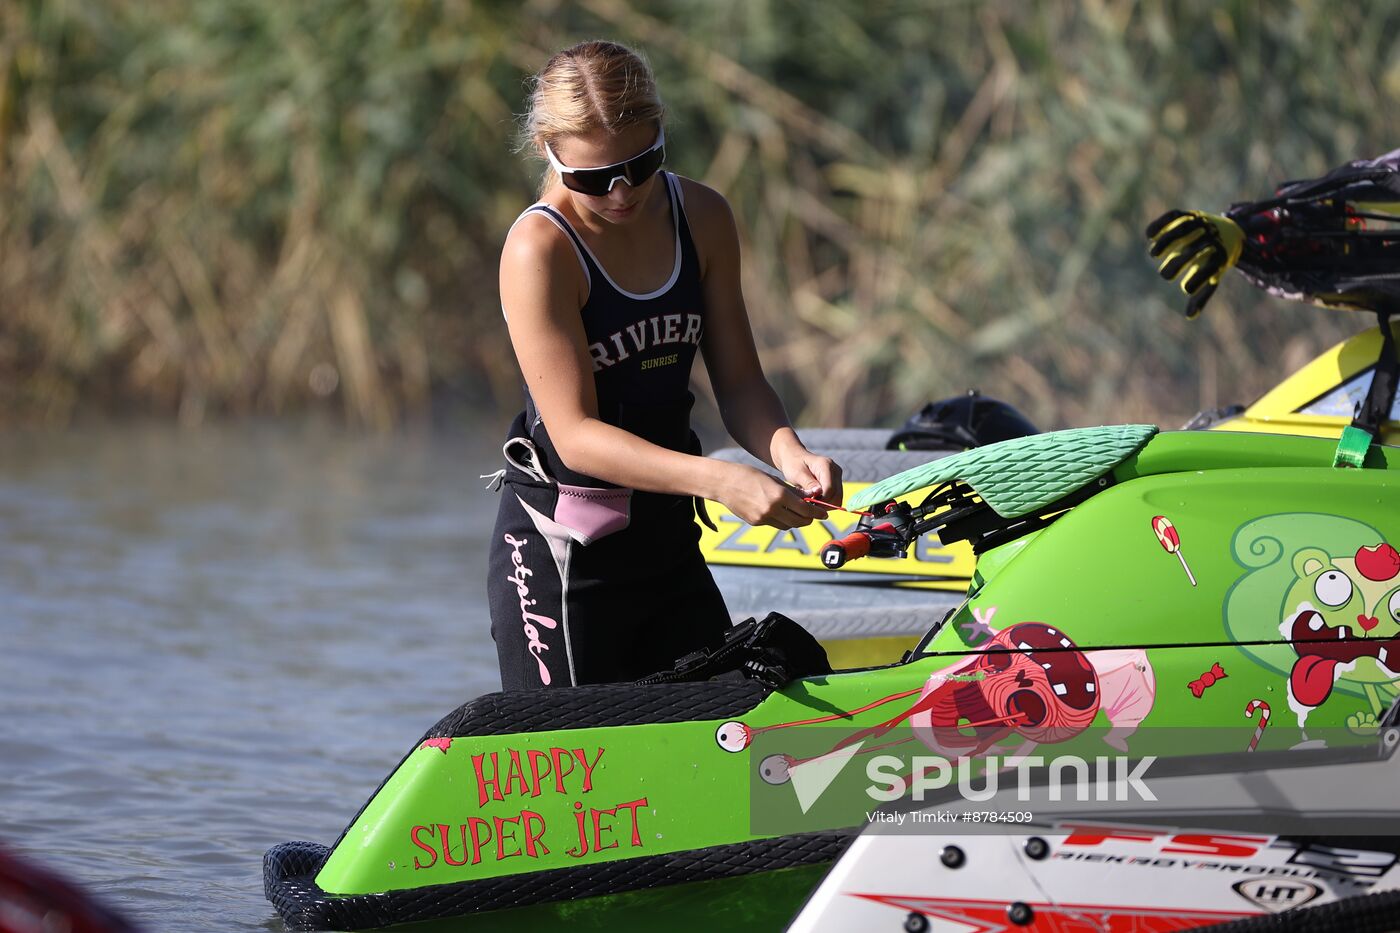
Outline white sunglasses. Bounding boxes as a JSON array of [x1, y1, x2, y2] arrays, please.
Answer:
[[545, 129, 667, 196]]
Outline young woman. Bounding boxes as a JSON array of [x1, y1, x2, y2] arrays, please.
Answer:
[[488, 40, 842, 690]]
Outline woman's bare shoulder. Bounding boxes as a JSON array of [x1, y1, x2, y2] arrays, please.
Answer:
[[502, 207, 572, 264], [499, 207, 588, 312], [675, 176, 736, 227], [674, 176, 738, 272]]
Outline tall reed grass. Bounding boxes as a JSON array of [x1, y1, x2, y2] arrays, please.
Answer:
[[2, 0, 1397, 429]]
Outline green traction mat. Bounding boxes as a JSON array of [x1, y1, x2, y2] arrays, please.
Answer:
[[848, 424, 1159, 517]]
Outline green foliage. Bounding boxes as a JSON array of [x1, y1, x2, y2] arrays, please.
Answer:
[[2, 0, 1397, 427]]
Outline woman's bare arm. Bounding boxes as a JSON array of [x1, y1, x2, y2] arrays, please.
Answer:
[[684, 180, 844, 504]]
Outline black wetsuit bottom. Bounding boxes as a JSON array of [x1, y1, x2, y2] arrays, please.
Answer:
[[487, 475, 730, 690]]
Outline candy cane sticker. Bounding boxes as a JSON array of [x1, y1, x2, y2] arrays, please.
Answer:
[[1151, 515, 1197, 587], [1245, 699, 1271, 752]]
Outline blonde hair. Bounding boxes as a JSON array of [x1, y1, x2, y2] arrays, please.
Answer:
[[522, 41, 666, 189]]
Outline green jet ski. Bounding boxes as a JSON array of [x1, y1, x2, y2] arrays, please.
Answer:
[[265, 155, 1400, 931], [265, 422, 1399, 930]]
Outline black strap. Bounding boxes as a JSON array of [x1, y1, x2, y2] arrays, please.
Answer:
[[1250, 162, 1400, 213], [693, 496, 717, 532], [1332, 311, 1398, 467], [1353, 311, 1399, 437]]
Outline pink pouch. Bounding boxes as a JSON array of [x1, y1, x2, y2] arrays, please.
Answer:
[[554, 484, 632, 544]]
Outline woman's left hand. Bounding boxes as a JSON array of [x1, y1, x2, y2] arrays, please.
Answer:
[[778, 449, 844, 507]]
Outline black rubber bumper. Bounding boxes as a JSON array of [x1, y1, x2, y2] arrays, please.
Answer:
[[265, 831, 851, 931]]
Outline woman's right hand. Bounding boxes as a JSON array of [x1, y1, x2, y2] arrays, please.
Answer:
[[717, 464, 829, 529]]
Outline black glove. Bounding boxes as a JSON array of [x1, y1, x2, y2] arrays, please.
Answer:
[[1145, 209, 1244, 318]]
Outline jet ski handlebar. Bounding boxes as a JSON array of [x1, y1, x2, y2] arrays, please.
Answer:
[[817, 471, 1107, 569], [818, 500, 927, 569]]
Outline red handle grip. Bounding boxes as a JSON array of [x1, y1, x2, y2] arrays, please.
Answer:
[[820, 532, 871, 569]]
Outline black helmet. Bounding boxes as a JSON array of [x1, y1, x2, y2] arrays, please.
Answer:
[[886, 390, 1039, 451]]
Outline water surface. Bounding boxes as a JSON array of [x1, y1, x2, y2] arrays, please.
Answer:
[[1, 420, 503, 930]]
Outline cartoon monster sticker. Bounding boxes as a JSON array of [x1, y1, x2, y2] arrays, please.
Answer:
[[1225, 514, 1400, 735]]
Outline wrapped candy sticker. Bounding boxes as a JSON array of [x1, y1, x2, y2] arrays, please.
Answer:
[[1189, 662, 1227, 698]]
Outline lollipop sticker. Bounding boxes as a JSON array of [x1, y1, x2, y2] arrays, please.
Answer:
[[1151, 515, 1197, 587]]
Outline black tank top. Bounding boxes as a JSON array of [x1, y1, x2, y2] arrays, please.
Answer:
[[510, 172, 707, 482]]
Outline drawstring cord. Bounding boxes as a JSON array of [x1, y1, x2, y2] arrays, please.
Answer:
[[504, 437, 552, 483], [483, 437, 553, 491]]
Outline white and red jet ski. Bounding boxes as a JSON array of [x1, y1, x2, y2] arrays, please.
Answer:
[[789, 710, 1400, 932]]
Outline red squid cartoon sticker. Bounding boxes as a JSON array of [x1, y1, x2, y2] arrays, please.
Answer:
[[715, 620, 1158, 806]]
